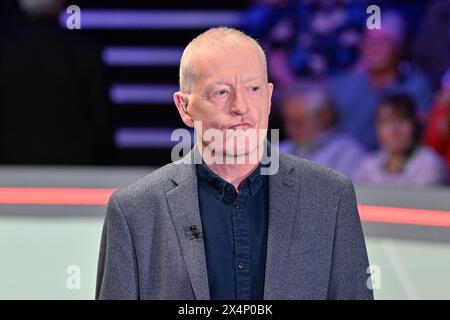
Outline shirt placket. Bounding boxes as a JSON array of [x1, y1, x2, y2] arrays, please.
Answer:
[[231, 186, 252, 300]]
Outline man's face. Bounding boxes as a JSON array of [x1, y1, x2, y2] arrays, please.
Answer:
[[282, 96, 318, 147], [179, 43, 273, 158], [362, 30, 399, 73]]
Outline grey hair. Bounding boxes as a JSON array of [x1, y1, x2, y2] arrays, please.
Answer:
[[178, 27, 267, 93], [282, 80, 335, 117]]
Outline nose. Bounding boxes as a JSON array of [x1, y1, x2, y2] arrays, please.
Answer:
[[230, 89, 249, 116]]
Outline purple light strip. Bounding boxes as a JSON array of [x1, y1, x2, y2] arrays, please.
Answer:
[[60, 9, 242, 29], [103, 47, 183, 66], [115, 127, 194, 148], [110, 84, 178, 104]]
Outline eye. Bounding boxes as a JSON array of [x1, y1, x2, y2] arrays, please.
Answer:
[[251, 86, 260, 92], [215, 89, 229, 96]]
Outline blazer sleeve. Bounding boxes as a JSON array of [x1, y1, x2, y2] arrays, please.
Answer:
[[327, 178, 374, 300], [95, 193, 139, 299]]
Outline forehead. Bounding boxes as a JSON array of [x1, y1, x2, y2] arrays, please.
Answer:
[[190, 43, 266, 84], [364, 30, 395, 43], [283, 96, 309, 113], [377, 105, 409, 119]]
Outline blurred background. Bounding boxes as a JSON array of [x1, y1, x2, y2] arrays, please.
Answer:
[[0, 0, 450, 299]]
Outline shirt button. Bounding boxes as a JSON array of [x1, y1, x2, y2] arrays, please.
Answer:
[[238, 262, 245, 269], [225, 186, 232, 193], [234, 203, 240, 209]]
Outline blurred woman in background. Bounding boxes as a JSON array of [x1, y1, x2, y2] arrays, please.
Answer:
[[353, 94, 447, 187]]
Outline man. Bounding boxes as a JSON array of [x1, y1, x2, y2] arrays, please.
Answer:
[[280, 81, 365, 178], [330, 10, 433, 151], [96, 27, 373, 300]]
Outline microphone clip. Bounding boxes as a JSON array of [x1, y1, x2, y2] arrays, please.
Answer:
[[189, 225, 203, 240]]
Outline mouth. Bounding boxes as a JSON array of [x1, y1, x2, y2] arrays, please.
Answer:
[[228, 122, 253, 130]]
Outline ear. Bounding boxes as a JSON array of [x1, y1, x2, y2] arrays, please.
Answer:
[[173, 92, 194, 128], [267, 82, 274, 115]]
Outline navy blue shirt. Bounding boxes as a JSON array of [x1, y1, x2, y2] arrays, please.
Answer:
[[196, 162, 268, 300]]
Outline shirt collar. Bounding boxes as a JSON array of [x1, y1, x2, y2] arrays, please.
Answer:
[[196, 160, 266, 200]]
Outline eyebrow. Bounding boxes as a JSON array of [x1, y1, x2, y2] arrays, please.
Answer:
[[205, 81, 232, 89], [205, 76, 263, 89]]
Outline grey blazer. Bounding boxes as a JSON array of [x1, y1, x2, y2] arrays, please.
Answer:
[[96, 150, 373, 300]]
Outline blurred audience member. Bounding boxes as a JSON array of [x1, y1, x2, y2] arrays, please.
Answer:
[[0, 0, 115, 165], [331, 11, 433, 151], [423, 69, 450, 178], [354, 94, 447, 187], [413, 0, 450, 89], [244, 0, 367, 87], [279, 81, 364, 178]]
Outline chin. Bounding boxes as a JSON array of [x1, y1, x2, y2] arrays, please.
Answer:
[[229, 141, 261, 161]]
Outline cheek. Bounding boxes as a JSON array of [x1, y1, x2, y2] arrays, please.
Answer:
[[259, 109, 269, 123], [377, 125, 393, 142], [253, 96, 271, 122], [191, 102, 221, 125], [399, 125, 415, 142]]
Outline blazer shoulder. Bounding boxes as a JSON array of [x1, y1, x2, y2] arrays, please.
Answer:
[[112, 161, 180, 203], [280, 152, 351, 191]]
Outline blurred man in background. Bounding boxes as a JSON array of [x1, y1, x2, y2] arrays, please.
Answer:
[[280, 81, 364, 178], [331, 11, 433, 151]]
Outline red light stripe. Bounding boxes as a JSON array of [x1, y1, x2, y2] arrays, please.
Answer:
[[0, 188, 450, 228], [358, 204, 450, 228], [0, 188, 116, 205]]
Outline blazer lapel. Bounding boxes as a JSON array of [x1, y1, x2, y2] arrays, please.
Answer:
[[263, 153, 299, 299], [165, 149, 210, 300]]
